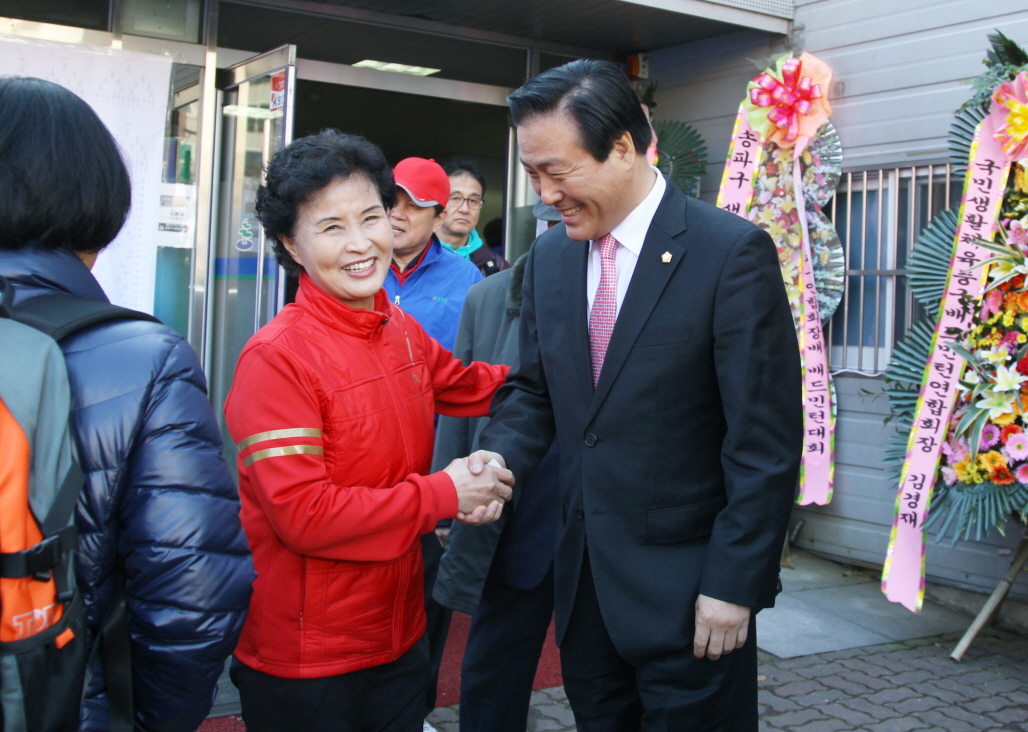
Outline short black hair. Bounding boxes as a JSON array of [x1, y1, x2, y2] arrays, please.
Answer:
[[507, 59, 651, 163], [442, 159, 486, 197], [0, 77, 131, 253], [483, 218, 503, 250], [256, 129, 396, 276]]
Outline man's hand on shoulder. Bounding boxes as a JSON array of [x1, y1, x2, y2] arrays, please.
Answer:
[[693, 594, 751, 661]]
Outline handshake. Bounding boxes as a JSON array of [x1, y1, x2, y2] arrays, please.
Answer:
[[442, 450, 513, 526]]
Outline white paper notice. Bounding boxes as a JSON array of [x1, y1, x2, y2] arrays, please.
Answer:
[[0, 34, 172, 313]]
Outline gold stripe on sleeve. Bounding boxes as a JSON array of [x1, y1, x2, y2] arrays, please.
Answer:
[[242, 444, 325, 467], [236, 427, 323, 452]]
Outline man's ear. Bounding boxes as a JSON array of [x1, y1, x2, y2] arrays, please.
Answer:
[[611, 131, 637, 168], [280, 234, 303, 267]]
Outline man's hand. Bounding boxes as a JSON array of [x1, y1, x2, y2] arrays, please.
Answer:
[[443, 456, 513, 525], [693, 594, 751, 661], [467, 450, 508, 476]]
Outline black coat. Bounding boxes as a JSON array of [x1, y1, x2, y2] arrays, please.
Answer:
[[432, 256, 560, 615], [478, 180, 802, 664]]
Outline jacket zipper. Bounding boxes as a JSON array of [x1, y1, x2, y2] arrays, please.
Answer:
[[394, 294, 401, 306]]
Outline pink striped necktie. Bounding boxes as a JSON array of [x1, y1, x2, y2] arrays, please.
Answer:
[[589, 234, 619, 388]]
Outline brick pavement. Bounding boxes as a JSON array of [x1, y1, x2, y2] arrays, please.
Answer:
[[425, 628, 1028, 731]]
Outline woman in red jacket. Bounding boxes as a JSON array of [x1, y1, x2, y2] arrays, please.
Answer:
[[225, 130, 512, 732]]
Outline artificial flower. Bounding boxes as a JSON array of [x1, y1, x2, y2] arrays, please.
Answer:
[[1016, 463, 1028, 485], [979, 450, 1008, 473], [993, 466, 1016, 485], [1005, 432, 1028, 461], [941, 466, 958, 486], [991, 70, 1028, 162], [982, 343, 1013, 364], [983, 288, 1006, 320], [954, 458, 986, 484], [942, 436, 971, 463], [993, 410, 1020, 426], [981, 423, 1002, 450], [977, 390, 1017, 419], [1001, 424, 1023, 444], [994, 363, 1028, 392]]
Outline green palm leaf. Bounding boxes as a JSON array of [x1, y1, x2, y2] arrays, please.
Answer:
[[987, 29, 1028, 68], [653, 119, 708, 195], [925, 481, 1028, 545], [908, 209, 959, 311], [949, 105, 987, 177]]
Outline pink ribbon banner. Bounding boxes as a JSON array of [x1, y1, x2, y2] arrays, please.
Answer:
[[716, 103, 835, 506], [882, 115, 1011, 613], [715, 104, 763, 217], [793, 156, 835, 505]]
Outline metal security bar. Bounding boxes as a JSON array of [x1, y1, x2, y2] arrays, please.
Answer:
[[826, 164, 961, 375]]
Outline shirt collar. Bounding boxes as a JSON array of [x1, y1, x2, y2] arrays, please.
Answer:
[[390, 235, 439, 285], [604, 167, 666, 256]]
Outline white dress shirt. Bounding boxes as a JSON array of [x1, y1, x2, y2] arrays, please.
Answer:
[[587, 168, 667, 319]]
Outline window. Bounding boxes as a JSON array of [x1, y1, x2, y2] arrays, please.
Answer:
[[826, 165, 961, 375]]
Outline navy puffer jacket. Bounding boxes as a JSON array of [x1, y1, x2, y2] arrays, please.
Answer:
[[0, 247, 255, 732]]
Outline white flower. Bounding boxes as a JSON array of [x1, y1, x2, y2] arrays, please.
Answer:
[[989, 259, 1028, 280], [976, 390, 1017, 419], [982, 344, 1013, 364], [959, 368, 981, 392], [994, 364, 1028, 392]]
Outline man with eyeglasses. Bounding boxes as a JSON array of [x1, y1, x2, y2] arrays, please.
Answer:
[[437, 160, 510, 278]]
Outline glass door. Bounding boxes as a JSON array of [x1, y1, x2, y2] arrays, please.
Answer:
[[207, 45, 296, 467]]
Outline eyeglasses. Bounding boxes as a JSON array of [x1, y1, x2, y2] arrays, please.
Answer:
[[448, 195, 484, 210]]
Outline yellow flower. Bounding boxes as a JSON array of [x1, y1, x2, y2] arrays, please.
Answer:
[[979, 450, 1007, 472], [993, 410, 1019, 426], [1004, 311, 1017, 327], [953, 458, 985, 484]]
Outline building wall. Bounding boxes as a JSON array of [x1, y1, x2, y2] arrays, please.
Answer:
[[649, 0, 1028, 600]]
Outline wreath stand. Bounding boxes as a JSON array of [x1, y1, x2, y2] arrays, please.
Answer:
[[951, 532, 1028, 661]]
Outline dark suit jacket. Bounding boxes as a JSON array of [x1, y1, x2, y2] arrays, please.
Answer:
[[432, 259, 561, 615], [478, 179, 802, 664]]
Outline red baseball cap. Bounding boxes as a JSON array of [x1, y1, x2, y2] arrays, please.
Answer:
[[393, 157, 450, 208]]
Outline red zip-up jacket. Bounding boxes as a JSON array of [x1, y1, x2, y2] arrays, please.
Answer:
[[225, 274, 508, 678]]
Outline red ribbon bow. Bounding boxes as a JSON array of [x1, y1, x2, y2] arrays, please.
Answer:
[[749, 57, 823, 144]]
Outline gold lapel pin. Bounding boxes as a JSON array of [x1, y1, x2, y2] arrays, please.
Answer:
[[661, 251, 673, 263]]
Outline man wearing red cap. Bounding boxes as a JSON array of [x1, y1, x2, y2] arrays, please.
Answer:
[[384, 158, 484, 729], [385, 157, 483, 353]]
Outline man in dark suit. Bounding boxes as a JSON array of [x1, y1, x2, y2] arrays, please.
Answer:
[[431, 250, 560, 732], [469, 60, 802, 730]]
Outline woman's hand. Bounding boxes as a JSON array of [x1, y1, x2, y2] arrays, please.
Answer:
[[443, 456, 513, 525]]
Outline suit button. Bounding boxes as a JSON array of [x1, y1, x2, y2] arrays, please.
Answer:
[[584, 433, 597, 447], [576, 508, 585, 520]]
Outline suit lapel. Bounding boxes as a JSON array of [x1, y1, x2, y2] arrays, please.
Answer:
[[589, 184, 690, 422], [559, 235, 594, 407]]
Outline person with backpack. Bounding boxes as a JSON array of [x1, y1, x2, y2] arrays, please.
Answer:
[[0, 77, 255, 732]]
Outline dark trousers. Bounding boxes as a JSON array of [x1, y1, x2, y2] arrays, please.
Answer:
[[421, 532, 452, 714], [560, 553, 758, 732], [229, 635, 429, 732], [459, 562, 555, 732]]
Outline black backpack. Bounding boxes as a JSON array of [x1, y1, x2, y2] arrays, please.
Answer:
[[0, 276, 157, 732]]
